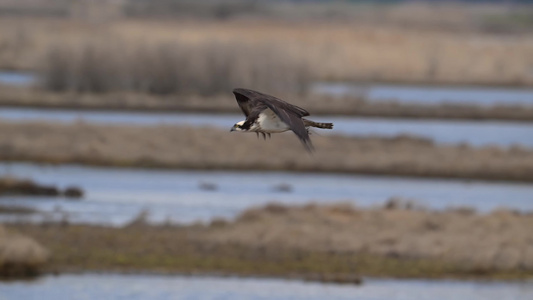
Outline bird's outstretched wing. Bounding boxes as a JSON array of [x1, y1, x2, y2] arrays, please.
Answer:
[[232, 88, 314, 151], [233, 89, 254, 117]]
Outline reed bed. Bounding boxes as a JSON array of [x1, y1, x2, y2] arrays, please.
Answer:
[[1, 12, 533, 89], [41, 38, 311, 96], [1, 121, 532, 182], [37, 19, 533, 88]]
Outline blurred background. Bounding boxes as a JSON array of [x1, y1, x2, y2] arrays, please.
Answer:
[[0, 0, 533, 299]]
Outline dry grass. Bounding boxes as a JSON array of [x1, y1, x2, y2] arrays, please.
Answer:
[[41, 19, 533, 86], [209, 203, 533, 271], [0, 121, 533, 182], [5, 203, 533, 280], [0, 224, 49, 278], [1, 8, 533, 88], [41, 37, 310, 96]]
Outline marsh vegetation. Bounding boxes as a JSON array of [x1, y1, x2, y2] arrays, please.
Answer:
[[1, 1, 533, 120], [5, 203, 533, 281], [1, 0, 533, 288]]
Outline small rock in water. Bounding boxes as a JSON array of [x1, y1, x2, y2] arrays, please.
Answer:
[[199, 182, 218, 191], [384, 197, 424, 210], [273, 183, 292, 193], [63, 186, 84, 199]]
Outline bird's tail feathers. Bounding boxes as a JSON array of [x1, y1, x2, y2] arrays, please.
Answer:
[[315, 122, 333, 129], [303, 119, 333, 129]]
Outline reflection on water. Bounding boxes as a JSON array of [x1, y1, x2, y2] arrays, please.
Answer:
[[1, 274, 532, 300], [313, 82, 533, 106], [1, 163, 532, 226], [1, 108, 533, 147]]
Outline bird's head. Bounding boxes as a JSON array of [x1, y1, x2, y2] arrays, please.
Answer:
[[230, 120, 246, 132]]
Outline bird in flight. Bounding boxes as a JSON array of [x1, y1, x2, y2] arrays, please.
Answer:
[[230, 88, 333, 151]]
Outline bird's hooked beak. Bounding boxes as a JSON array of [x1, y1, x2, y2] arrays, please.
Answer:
[[231, 121, 245, 132]]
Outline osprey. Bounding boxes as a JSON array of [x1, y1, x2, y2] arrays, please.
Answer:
[[230, 88, 333, 151]]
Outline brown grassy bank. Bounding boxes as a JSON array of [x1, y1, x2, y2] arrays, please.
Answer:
[[0, 224, 49, 278], [2, 87, 533, 121], [0, 121, 532, 182], [5, 203, 533, 281]]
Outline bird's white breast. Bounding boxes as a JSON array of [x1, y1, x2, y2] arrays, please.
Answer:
[[253, 109, 290, 133]]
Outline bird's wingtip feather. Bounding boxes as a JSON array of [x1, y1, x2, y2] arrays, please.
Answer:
[[232, 88, 247, 94]]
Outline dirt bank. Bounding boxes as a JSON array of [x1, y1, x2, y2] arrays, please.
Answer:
[[1, 87, 533, 122], [6, 203, 533, 281], [0, 121, 532, 182], [0, 224, 49, 278]]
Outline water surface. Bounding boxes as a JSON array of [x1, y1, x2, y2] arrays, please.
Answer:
[[1, 274, 531, 300], [1, 163, 531, 226], [313, 82, 533, 106], [1, 108, 532, 147], [0, 71, 37, 87]]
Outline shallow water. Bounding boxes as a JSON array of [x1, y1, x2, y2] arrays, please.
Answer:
[[1, 163, 532, 226], [313, 82, 533, 106], [1, 274, 532, 300], [1, 108, 533, 147], [0, 71, 37, 87]]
